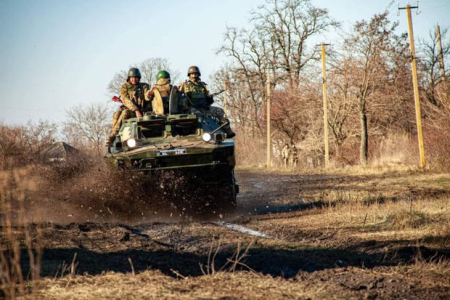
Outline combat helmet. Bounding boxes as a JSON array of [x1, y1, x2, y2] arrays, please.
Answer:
[[157, 70, 170, 81], [127, 68, 141, 80], [187, 66, 201, 76]]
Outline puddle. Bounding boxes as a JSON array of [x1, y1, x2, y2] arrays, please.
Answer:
[[214, 222, 271, 238]]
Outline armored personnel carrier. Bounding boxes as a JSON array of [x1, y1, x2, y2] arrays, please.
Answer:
[[105, 93, 238, 214]]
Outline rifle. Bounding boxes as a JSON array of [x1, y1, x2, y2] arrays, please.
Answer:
[[210, 89, 225, 98], [206, 89, 225, 105]]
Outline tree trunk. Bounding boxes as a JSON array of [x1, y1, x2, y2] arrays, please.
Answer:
[[334, 141, 341, 160], [360, 109, 368, 166]]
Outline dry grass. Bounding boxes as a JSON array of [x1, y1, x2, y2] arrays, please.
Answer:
[[26, 270, 347, 300], [406, 255, 450, 285], [0, 169, 43, 299], [2, 164, 449, 299], [270, 187, 449, 239], [234, 132, 267, 168]]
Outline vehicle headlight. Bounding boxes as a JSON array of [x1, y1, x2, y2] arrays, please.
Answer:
[[127, 138, 137, 148], [202, 132, 212, 142]]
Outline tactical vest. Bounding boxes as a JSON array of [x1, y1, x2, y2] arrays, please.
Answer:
[[184, 81, 207, 100], [125, 82, 150, 111]]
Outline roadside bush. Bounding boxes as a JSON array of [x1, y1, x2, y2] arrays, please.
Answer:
[[424, 125, 450, 170], [0, 170, 42, 299], [371, 133, 418, 167], [234, 129, 266, 167]]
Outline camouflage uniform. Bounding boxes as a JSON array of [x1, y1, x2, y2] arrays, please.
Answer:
[[178, 80, 226, 124], [107, 81, 150, 145], [281, 144, 291, 168], [178, 66, 235, 138], [148, 78, 176, 114], [120, 81, 151, 112], [289, 145, 298, 168]]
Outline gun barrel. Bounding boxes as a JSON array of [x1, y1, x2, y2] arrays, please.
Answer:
[[211, 90, 225, 97]]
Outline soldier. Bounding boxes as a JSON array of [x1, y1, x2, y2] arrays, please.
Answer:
[[281, 143, 291, 168], [178, 66, 235, 138], [147, 70, 178, 114], [107, 68, 150, 146], [289, 144, 298, 168]]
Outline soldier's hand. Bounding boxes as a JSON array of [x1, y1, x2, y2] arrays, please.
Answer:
[[135, 110, 143, 118]]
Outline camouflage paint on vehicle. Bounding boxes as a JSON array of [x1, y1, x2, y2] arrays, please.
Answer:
[[105, 111, 238, 212]]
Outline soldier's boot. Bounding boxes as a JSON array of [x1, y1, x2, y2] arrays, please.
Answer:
[[222, 121, 236, 139], [107, 134, 116, 146], [105, 135, 116, 155]]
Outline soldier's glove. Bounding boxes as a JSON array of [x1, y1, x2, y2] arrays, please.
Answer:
[[206, 95, 214, 105]]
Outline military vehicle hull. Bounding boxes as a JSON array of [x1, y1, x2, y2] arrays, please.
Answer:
[[105, 113, 238, 214]]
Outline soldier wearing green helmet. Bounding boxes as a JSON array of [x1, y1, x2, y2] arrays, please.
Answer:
[[148, 70, 178, 114], [178, 66, 235, 138], [107, 67, 151, 146]]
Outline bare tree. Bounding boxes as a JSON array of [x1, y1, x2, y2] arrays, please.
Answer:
[[211, 65, 267, 136], [326, 55, 358, 159], [0, 123, 27, 166], [63, 102, 112, 153], [251, 0, 339, 86], [217, 28, 269, 135], [342, 12, 410, 166], [418, 26, 450, 105], [138, 58, 181, 86], [23, 120, 58, 160], [107, 70, 127, 96], [271, 77, 321, 144], [0, 120, 58, 166], [216, 0, 337, 136], [107, 58, 181, 96]]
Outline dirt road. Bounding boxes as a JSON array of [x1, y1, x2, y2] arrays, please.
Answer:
[[4, 167, 450, 299]]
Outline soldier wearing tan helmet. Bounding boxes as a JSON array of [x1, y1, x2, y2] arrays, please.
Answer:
[[178, 66, 235, 138], [107, 68, 150, 146]]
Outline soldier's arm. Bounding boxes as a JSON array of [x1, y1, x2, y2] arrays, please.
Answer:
[[147, 87, 155, 100], [120, 84, 140, 112], [203, 82, 213, 104], [142, 83, 151, 101], [203, 82, 211, 96], [177, 82, 185, 94]]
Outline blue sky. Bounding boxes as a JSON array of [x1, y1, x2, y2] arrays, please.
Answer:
[[1, 0, 449, 125]]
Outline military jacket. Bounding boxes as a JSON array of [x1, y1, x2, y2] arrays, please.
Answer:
[[178, 80, 210, 105], [150, 78, 175, 113], [150, 78, 172, 98], [120, 82, 150, 112]]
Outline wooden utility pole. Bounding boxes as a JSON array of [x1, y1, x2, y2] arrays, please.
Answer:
[[266, 67, 271, 168], [223, 81, 228, 115], [399, 4, 426, 168], [320, 43, 330, 168], [436, 25, 446, 83]]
